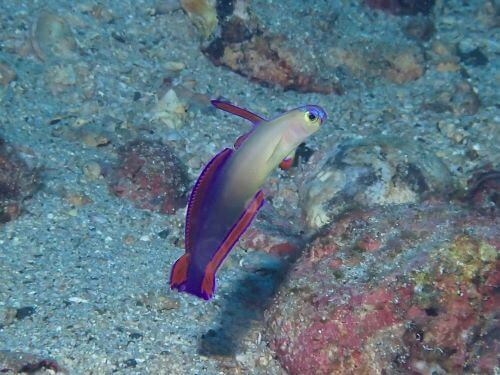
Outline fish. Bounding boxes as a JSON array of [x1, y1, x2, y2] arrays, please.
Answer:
[[169, 100, 327, 300]]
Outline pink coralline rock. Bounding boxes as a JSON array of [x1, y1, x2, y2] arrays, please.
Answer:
[[265, 202, 499, 374], [240, 215, 303, 257], [108, 140, 189, 214]]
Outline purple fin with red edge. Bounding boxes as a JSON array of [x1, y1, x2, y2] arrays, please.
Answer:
[[184, 148, 233, 254], [200, 190, 265, 300], [211, 100, 267, 125]]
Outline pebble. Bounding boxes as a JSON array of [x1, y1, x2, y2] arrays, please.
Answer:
[[82, 162, 102, 180], [15, 306, 36, 320]]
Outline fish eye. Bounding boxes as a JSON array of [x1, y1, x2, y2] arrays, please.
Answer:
[[305, 110, 320, 124]]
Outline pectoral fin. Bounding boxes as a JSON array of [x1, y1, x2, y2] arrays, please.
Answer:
[[279, 150, 296, 170]]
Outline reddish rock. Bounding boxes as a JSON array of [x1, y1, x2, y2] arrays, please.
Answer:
[[240, 219, 302, 257], [266, 202, 499, 374], [202, 2, 343, 94], [108, 140, 189, 214], [0, 138, 38, 224], [0, 350, 67, 373], [466, 167, 499, 214]]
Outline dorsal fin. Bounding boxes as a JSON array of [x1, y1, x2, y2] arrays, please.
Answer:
[[211, 100, 266, 125], [185, 148, 233, 253]]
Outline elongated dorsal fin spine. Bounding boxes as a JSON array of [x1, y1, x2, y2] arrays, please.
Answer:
[[211, 100, 266, 125]]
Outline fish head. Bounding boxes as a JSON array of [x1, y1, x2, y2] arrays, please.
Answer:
[[281, 104, 327, 152], [265, 105, 327, 166], [281, 104, 327, 142]]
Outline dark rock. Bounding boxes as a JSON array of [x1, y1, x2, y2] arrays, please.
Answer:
[[15, 306, 36, 320], [157, 229, 170, 239], [124, 358, 137, 368], [458, 47, 489, 67], [366, 0, 435, 16]]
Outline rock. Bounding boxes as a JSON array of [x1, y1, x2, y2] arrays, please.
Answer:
[[82, 161, 102, 180], [0, 138, 39, 224], [299, 136, 453, 231], [205, 34, 341, 94], [327, 42, 424, 85], [15, 306, 36, 320], [466, 167, 500, 214], [153, 0, 181, 15], [403, 17, 435, 42], [108, 140, 189, 214], [31, 11, 78, 62], [150, 89, 188, 129], [437, 121, 468, 144], [266, 202, 499, 374], [180, 0, 218, 38], [384, 50, 424, 84], [202, 1, 343, 94], [0, 350, 67, 373], [366, 0, 436, 16], [423, 81, 480, 116], [458, 47, 489, 67]]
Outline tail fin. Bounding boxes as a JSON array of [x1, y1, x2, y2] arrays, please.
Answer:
[[169, 253, 190, 290]]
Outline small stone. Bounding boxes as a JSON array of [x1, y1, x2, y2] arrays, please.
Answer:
[[31, 11, 78, 61], [150, 89, 188, 129], [180, 0, 218, 38], [403, 17, 435, 41], [157, 229, 170, 239], [124, 358, 137, 368], [129, 332, 143, 340], [82, 162, 102, 180], [458, 47, 488, 67], [15, 306, 36, 320], [122, 235, 136, 245], [437, 121, 467, 144], [163, 61, 186, 72], [81, 132, 110, 147], [385, 51, 424, 84], [153, 0, 181, 15], [66, 194, 92, 207], [435, 61, 460, 72]]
